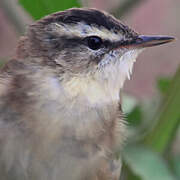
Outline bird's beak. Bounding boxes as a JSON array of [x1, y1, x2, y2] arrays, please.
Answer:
[[126, 35, 175, 48]]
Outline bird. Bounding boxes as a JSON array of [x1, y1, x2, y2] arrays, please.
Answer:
[[0, 8, 174, 180]]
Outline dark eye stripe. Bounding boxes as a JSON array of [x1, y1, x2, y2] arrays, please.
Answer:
[[46, 33, 113, 50]]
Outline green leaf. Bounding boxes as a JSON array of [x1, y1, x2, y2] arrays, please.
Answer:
[[19, 0, 81, 20], [127, 106, 142, 126], [143, 67, 180, 153], [157, 77, 171, 94], [121, 163, 141, 180], [123, 145, 176, 180], [172, 156, 180, 179]]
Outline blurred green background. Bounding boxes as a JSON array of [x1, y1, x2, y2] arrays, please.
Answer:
[[0, 0, 179, 179]]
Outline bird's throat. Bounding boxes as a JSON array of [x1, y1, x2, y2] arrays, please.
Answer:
[[62, 49, 142, 105], [63, 76, 120, 105]]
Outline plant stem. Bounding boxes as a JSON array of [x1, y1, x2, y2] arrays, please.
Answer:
[[143, 66, 180, 153]]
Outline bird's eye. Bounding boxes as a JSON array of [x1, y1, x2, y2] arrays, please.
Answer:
[[86, 36, 103, 50]]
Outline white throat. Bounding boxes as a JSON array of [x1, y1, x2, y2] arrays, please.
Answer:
[[62, 49, 142, 105], [96, 49, 142, 95]]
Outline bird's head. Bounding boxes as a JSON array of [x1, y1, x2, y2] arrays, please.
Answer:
[[22, 8, 174, 97]]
